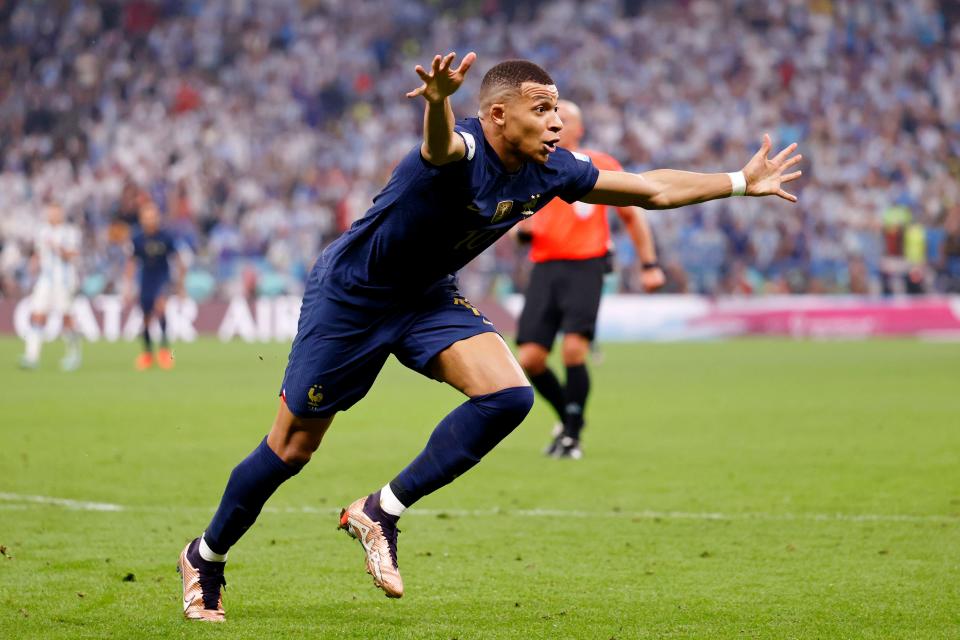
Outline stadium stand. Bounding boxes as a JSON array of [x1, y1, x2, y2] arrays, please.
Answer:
[[0, 0, 958, 300]]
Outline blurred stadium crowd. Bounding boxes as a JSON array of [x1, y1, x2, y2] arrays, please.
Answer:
[[1, 0, 959, 301]]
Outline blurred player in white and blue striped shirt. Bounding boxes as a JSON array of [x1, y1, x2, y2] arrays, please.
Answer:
[[20, 203, 82, 371]]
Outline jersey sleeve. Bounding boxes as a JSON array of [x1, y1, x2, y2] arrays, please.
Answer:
[[453, 125, 479, 163], [165, 232, 181, 257], [554, 149, 600, 204], [589, 150, 623, 172], [131, 234, 144, 259], [453, 117, 487, 162], [450, 119, 487, 197]]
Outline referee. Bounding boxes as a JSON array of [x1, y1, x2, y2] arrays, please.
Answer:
[[515, 100, 665, 459]]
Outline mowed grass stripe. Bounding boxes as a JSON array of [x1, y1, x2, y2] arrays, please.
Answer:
[[1, 337, 958, 639], [1, 491, 957, 524]]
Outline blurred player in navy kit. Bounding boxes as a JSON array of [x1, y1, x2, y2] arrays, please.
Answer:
[[515, 100, 665, 459], [177, 52, 802, 620], [124, 200, 184, 370]]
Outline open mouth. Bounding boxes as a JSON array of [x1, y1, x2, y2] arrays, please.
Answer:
[[544, 139, 559, 152]]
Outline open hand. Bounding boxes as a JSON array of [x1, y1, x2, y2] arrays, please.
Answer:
[[742, 134, 803, 202], [406, 51, 477, 103]]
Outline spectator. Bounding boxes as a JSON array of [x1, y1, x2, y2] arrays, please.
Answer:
[[0, 0, 957, 299]]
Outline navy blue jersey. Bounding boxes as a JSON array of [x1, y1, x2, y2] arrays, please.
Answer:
[[322, 117, 599, 306], [132, 229, 177, 286]]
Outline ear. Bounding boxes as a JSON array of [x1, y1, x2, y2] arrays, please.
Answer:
[[489, 103, 506, 127]]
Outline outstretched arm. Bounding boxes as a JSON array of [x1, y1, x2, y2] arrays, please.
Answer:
[[583, 135, 802, 209], [407, 51, 477, 166]]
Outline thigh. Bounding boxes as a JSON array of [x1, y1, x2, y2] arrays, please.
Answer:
[[52, 285, 75, 316], [429, 332, 528, 397], [556, 258, 605, 340], [516, 262, 561, 349], [153, 290, 168, 316], [392, 283, 500, 382], [139, 279, 164, 315], [30, 279, 53, 315], [280, 282, 392, 418]]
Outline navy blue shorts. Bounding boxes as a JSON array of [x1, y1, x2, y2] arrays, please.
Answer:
[[140, 278, 170, 314], [280, 271, 498, 418]]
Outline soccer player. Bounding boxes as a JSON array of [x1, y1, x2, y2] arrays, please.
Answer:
[[515, 99, 666, 459], [177, 53, 801, 620], [20, 203, 83, 371], [124, 201, 184, 370]]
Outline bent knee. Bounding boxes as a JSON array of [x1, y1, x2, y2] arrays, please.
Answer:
[[561, 334, 590, 365], [277, 444, 316, 468], [474, 385, 535, 422], [519, 357, 547, 376], [517, 345, 549, 375], [268, 422, 329, 468]]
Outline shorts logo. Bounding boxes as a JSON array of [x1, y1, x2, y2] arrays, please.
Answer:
[[306, 384, 324, 409], [490, 200, 514, 223], [453, 297, 494, 326], [520, 194, 541, 216]]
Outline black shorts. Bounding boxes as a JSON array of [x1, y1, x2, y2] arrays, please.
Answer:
[[516, 257, 605, 348]]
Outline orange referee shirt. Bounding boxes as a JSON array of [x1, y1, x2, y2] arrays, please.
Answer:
[[528, 149, 622, 263]]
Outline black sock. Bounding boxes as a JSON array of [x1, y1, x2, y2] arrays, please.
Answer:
[[142, 326, 152, 353], [529, 369, 566, 423], [159, 316, 168, 347], [563, 364, 590, 439]]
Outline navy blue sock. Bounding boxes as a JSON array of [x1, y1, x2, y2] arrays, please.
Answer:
[[203, 437, 303, 554], [389, 386, 534, 508], [159, 316, 168, 347], [529, 368, 566, 422], [142, 326, 152, 353], [563, 364, 590, 439]]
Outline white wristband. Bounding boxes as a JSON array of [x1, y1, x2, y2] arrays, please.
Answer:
[[727, 171, 747, 197]]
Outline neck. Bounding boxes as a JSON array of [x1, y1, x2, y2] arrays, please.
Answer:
[[480, 119, 523, 173]]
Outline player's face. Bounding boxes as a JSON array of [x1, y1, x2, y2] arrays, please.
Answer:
[[46, 205, 64, 225], [556, 102, 583, 149], [140, 205, 160, 233], [502, 82, 562, 164]]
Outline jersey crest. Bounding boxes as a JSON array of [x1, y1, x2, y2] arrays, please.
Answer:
[[490, 200, 514, 223], [520, 194, 541, 216]]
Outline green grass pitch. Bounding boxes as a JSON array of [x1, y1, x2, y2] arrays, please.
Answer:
[[1, 336, 958, 639]]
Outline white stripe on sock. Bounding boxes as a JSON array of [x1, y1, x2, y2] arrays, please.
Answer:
[[379, 484, 407, 517], [199, 534, 227, 563]]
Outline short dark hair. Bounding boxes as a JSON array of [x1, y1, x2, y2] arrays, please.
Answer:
[[478, 60, 554, 108]]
